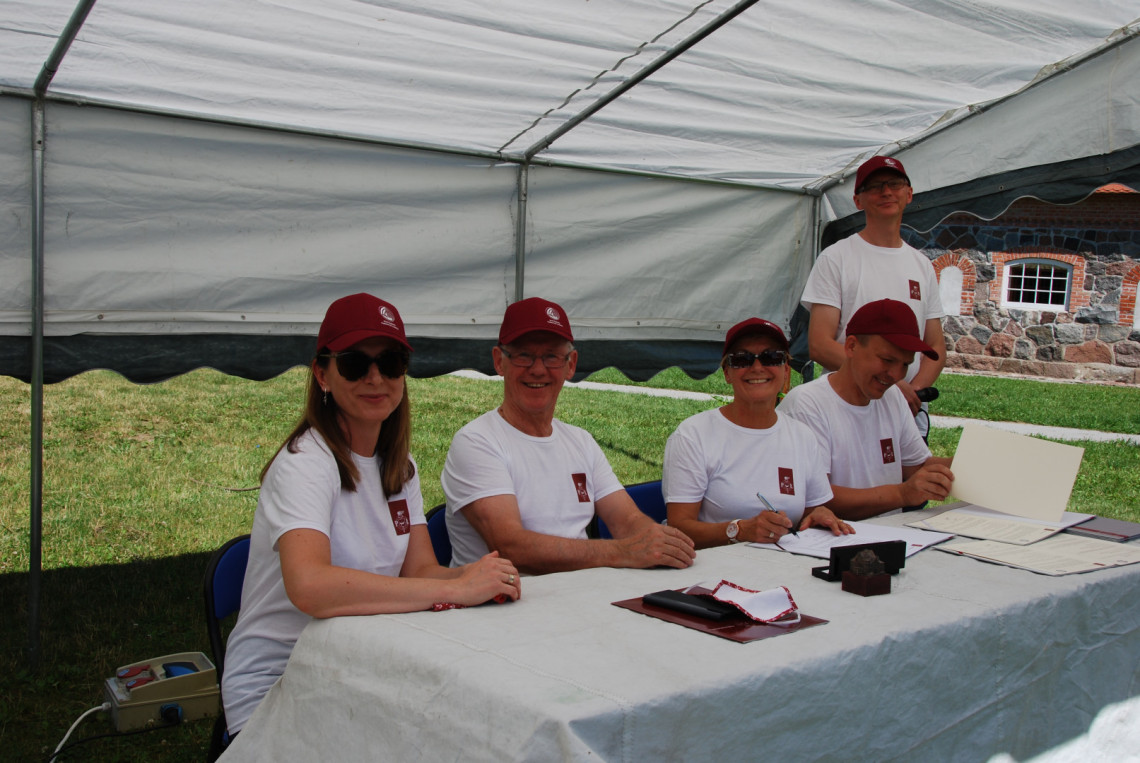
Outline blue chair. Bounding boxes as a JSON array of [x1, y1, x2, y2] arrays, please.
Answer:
[[596, 480, 667, 539], [203, 534, 250, 762], [425, 504, 452, 566]]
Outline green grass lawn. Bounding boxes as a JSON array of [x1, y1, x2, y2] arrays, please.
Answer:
[[586, 365, 1140, 435], [1, 367, 1137, 761]]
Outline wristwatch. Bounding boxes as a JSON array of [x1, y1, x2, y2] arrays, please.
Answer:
[[726, 519, 742, 543]]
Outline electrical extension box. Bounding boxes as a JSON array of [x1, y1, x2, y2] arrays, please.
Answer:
[[104, 651, 220, 732]]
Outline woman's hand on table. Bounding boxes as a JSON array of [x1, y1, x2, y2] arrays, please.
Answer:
[[801, 506, 854, 536], [454, 551, 521, 604], [741, 511, 795, 543]]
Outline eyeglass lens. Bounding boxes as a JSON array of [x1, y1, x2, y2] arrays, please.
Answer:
[[503, 350, 569, 369], [727, 349, 787, 369], [327, 350, 409, 380], [861, 178, 908, 194]]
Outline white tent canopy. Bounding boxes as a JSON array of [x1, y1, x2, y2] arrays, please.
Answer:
[[1, 0, 1139, 384]]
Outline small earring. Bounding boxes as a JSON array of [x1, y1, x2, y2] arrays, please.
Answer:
[[322, 389, 329, 406]]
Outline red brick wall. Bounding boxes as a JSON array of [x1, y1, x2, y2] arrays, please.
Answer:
[[1123, 264, 1140, 328], [930, 252, 976, 315]]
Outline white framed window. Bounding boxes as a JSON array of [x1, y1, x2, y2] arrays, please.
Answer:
[[1001, 259, 1072, 310]]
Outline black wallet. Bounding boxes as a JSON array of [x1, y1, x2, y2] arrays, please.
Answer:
[[642, 589, 739, 621]]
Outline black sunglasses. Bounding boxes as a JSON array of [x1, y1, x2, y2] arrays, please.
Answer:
[[320, 350, 409, 381], [725, 349, 788, 369]]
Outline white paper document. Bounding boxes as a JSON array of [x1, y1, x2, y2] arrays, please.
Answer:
[[748, 521, 952, 559], [950, 423, 1084, 521], [937, 534, 1140, 576], [907, 502, 1092, 545]]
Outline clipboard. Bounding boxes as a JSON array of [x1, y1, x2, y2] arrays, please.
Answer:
[[612, 587, 828, 643]]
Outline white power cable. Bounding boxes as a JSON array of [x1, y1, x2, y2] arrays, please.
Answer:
[[51, 702, 110, 760]]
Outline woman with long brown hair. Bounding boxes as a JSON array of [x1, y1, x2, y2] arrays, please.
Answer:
[[220, 293, 520, 740]]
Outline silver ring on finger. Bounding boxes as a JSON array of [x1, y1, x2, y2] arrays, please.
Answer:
[[508, 574, 515, 584], [768, 531, 775, 539]]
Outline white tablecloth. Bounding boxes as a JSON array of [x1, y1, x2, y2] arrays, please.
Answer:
[[221, 509, 1140, 762]]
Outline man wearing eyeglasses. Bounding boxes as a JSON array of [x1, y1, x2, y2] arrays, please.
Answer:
[[442, 297, 696, 574], [800, 155, 946, 437], [779, 299, 954, 519]]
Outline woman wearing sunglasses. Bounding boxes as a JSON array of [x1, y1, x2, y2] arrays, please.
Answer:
[[220, 293, 520, 743], [662, 318, 852, 548]]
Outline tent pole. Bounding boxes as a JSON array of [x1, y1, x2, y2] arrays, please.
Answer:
[[513, 162, 530, 302], [34, 0, 99, 93], [522, 0, 761, 159], [27, 100, 45, 671], [811, 194, 823, 259], [26, 0, 100, 671]]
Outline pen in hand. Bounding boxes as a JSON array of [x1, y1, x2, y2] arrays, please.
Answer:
[[757, 492, 797, 536]]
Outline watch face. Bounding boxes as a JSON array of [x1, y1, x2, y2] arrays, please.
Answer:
[[726, 520, 739, 540]]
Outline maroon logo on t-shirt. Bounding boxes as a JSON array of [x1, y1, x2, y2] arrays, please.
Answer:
[[572, 473, 590, 503], [909, 279, 921, 300], [388, 498, 411, 535], [880, 438, 896, 464], [778, 467, 795, 496]]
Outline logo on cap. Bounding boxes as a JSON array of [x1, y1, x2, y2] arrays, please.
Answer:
[[546, 307, 562, 323], [380, 306, 395, 322]]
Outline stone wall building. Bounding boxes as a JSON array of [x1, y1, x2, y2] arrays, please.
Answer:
[[903, 184, 1140, 384]]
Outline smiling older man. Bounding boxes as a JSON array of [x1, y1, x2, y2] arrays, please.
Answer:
[[779, 298, 954, 520], [442, 297, 695, 574]]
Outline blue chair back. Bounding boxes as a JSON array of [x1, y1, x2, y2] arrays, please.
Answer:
[[425, 504, 452, 566], [203, 534, 250, 681], [597, 480, 667, 539], [203, 534, 251, 761]]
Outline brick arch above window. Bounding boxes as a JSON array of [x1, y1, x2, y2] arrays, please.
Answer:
[[931, 252, 976, 316], [988, 252, 1090, 312], [1122, 263, 1140, 329]]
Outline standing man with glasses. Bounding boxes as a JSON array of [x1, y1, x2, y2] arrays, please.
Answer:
[[443, 297, 696, 574], [800, 156, 946, 437]]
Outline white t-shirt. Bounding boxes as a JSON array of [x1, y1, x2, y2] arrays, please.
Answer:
[[800, 233, 943, 384], [662, 408, 833, 526], [222, 429, 423, 734], [778, 374, 931, 494], [442, 409, 624, 567]]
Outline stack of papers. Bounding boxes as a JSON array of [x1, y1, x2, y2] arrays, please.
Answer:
[[939, 534, 1140, 576], [913, 424, 1139, 575], [907, 503, 1090, 546], [748, 522, 951, 559]]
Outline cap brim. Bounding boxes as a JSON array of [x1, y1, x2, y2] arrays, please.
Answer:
[[499, 327, 573, 345], [724, 326, 790, 355], [325, 329, 413, 353], [881, 333, 938, 360]]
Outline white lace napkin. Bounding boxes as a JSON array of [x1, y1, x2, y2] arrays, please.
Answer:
[[709, 580, 800, 626]]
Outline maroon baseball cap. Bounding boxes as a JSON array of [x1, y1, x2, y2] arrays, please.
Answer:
[[317, 293, 413, 353], [723, 317, 789, 355], [845, 299, 938, 360], [498, 297, 574, 345], [854, 156, 910, 193]]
